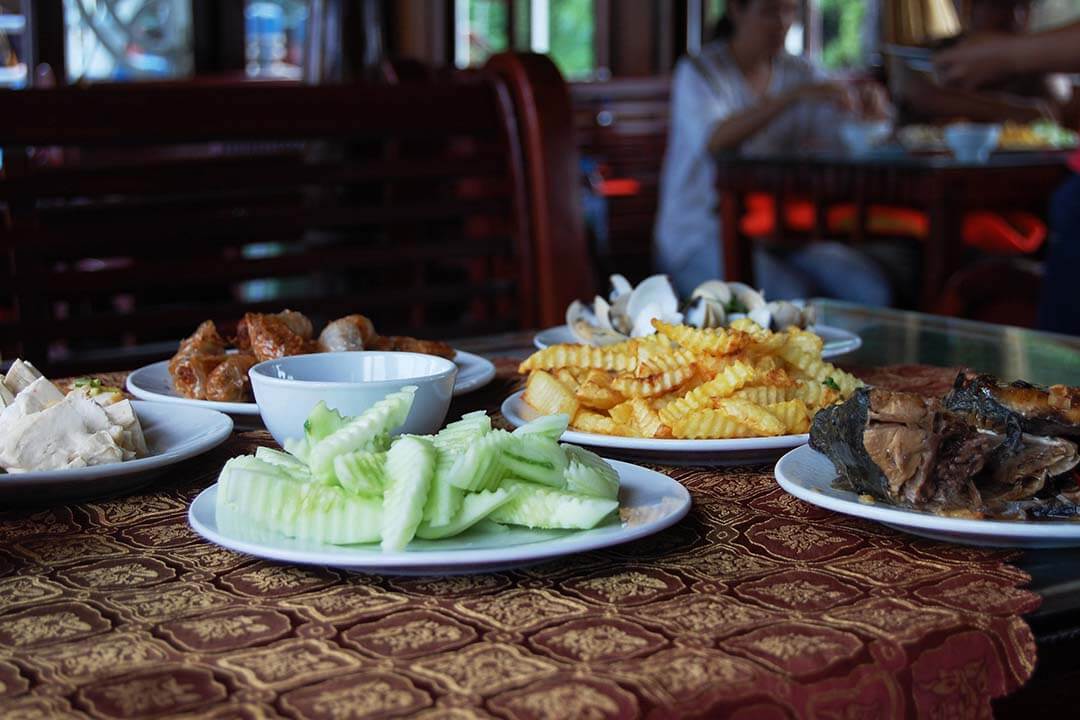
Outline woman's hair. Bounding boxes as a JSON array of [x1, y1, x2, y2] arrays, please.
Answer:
[[714, 0, 750, 39]]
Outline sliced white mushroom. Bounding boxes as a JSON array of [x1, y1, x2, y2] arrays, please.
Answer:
[[691, 280, 733, 307], [609, 274, 633, 301], [727, 283, 767, 314], [685, 295, 726, 329], [3, 359, 43, 395], [594, 296, 614, 330], [748, 306, 773, 330]]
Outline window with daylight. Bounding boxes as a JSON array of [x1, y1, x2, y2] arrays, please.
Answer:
[[1033, 0, 1080, 28], [244, 0, 309, 80], [819, 0, 868, 70], [455, 0, 595, 79], [64, 0, 194, 82], [0, 1, 29, 88]]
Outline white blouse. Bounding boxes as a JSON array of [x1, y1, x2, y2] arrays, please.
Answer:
[[654, 42, 846, 288]]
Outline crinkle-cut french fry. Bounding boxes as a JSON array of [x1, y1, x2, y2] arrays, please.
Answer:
[[635, 333, 673, 351], [628, 397, 665, 438], [710, 399, 786, 435], [672, 411, 758, 439], [786, 327, 824, 354], [556, 368, 582, 393], [608, 399, 635, 427], [757, 368, 797, 388], [779, 345, 862, 398], [791, 380, 841, 409], [523, 370, 579, 418], [584, 369, 614, 387], [519, 344, 637, 374], [576, 380, 624, 410], [658, 360, 756, 426], [765, 399, 811, 434], [752, 354, 781, 372], [612, 364, 695, 398], [748, 333, 788, 356], [729, 317, 769, 338], [634, 347, 698, 378], [572, 410, 631, 436], [731, 385, 792, 405], [652, 319, 752, 355]]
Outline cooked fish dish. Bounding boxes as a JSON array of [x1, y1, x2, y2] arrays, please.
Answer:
[[810, 372, 1080, 519]]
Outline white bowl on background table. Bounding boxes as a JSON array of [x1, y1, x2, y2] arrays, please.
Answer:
[[944, 123, 1002, 164], [248, 351, 456, 447]]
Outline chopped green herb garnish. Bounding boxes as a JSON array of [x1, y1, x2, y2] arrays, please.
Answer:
[[824, 377, 841, 392]]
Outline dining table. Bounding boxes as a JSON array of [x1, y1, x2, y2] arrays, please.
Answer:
[[714, 150, 1070, 311], [3, 300, 1080, 718]]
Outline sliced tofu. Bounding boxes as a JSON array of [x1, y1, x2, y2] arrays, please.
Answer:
[[0, 394, 125, 471], [3, 359, 43, 395], [104, 400, 149, 458]]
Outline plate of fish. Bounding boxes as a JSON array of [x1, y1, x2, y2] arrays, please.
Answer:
[[776, 372, 1080, 547], [126, 310, 495, 415], [1, 359, 233, 503]]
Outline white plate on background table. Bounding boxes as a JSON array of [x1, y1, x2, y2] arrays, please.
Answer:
[[502, 390, 808, 466], [775, 444, 1080, 548], [188, 459, 690, 575], [126, 350, 497, 416], [533, 324, 862, 358], [1, 401, 233, 505]]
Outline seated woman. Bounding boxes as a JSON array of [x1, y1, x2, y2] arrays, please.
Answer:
[[899, 0, 1072, 124], [654, 0, 894, 304]]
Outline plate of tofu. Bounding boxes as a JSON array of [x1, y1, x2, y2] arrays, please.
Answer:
[[1, 359, 234, 504]]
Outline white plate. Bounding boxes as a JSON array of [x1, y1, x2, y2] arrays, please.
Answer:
[[188, 459, 690, 575], [1, 401, 233, 505], [775, 445, 1080, 548], [502, 390, 807, 466], [126, 350, 496, 416], [533, 324, 862, 358]]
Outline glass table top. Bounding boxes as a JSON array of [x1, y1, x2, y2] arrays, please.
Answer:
[[815, 299, 1080, 386]]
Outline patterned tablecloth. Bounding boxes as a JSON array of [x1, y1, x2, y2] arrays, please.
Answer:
[[0, 364, 1041, 719]]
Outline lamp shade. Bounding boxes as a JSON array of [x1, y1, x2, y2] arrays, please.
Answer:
[[883, 0, 961, 45]]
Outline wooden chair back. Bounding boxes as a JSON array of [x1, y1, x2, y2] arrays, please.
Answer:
[[0, 78, 533, 374], [568, 76, 671, 283]]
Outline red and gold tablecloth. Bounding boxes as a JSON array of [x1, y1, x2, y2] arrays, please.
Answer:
[[0, 366, 1040, 718]]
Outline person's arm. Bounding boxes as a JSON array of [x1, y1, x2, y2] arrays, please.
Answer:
[[903, 70, 1059, 123], [936, 21, 1080, 89], [706, 81, 856, 153]]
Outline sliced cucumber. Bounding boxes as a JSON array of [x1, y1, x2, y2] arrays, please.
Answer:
[[489, 478, 619, 529], [217, 456, 382, 544], [308, 387, 416, 483], [562, 444, 620, 500], [333, 450, 386, 496], [424, 447, 465, 527], [381, 435, 436, 552], [254, 446, 313, 483], [283, 436, 311, 463], [502, 435, 568, 488], [416, 488, 515, 539], [444, 429, 510, 492], [512, 413, 569, 442], [304, 401, 349, 444], [433, 410, 491, 453]]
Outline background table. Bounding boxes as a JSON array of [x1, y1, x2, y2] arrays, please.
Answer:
[[714, 151, 1069, 311], [3, 302, 1079, 717]]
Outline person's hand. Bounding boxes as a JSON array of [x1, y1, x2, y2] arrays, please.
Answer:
[[855, 81, 893, 121], [797, 81, 859, 113], [935, 33, 1020, 90]]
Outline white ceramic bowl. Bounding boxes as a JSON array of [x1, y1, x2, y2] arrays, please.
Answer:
[[249, 352, 458, 447], [944, 123, 1002, 163], [840, 120, 893, 156]]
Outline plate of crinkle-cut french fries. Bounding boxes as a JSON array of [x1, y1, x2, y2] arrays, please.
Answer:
[[502, 318, 863, 464]]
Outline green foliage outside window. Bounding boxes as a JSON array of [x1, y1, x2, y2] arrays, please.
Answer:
[[821, 0, 865, 69], [468, 0, 508, 65], [549, 0, 594, 79]]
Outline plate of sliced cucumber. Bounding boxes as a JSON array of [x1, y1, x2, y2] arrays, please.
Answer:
[[189, 390, 690, 574]]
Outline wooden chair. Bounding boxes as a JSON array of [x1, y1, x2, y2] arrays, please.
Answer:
[[0, 78, 534, 374], [567, 76, 671, 284]]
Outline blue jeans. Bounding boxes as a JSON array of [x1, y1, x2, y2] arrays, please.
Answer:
[[1038, 174, 1080, 335], [668, 239, 893, 307]]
